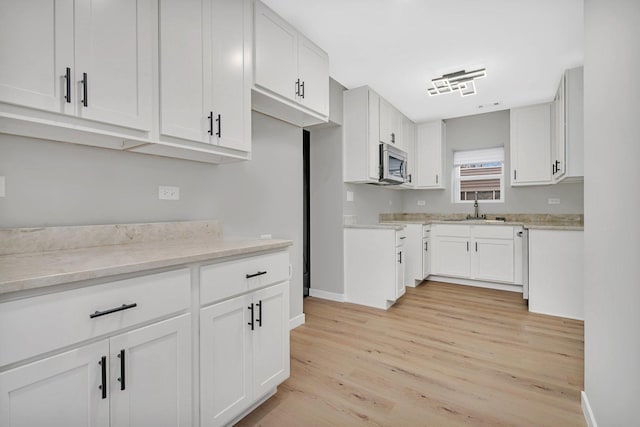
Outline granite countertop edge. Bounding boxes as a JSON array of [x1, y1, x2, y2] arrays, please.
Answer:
[[344, 224, 407, 231], [379, 220, 584, 231], [0, 238, 293, 296]]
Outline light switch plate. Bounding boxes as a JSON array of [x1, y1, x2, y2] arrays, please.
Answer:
[[548, 198, 561, 205], [0, 176, 5, 197]]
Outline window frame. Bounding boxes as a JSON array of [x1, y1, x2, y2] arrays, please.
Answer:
[[451, 149, 505, 204]]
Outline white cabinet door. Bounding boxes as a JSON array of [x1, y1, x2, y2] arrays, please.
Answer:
[[297, 34, 329, 116], [252, 282, 290, 399], [74, 0, 152, 130], [0, 341, 110, 427], [434, 236, 470, 278], [0, 0, 74, 115], [159, 0, 207, 142], [415, 121, 444, 188], [510, 104, 552, 186], [109, 314, 192, 427], [209, 0, 250, 151], [379, 98, 402, 147], [395, 247, 406, 299], [551, 77, 566, 181], [471, 239, 514, 283], [200, 294, 253, 427], [254, 1, 297, 102], [422, 237, 431, 279]]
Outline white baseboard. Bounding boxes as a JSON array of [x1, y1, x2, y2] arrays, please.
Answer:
[[289, 313, 305, 330], [309, 288, 345, 302], [581, 391, 598, 427], [428, 275, 523, 293]]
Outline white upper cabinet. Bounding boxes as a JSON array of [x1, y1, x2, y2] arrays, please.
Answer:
[[0, 0, 74, 115], [414, 121, 445, 189], [0, 0, 152, 130], [159, 0, 207, 143], [253, 0, 329, 126], [74, 0, 153, 131], [254, 2, 298, 103], [159, 0, 251, 152], [510, 103, 552, 186], [379, 98, 404, 150], [297, 34, 330, 117], [552, 66, 584, 183]]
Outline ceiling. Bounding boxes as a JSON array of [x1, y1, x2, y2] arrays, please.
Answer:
[[261, 0, 584, 123]]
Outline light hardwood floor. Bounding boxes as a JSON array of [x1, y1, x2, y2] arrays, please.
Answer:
[[237, 281, 585, 426]]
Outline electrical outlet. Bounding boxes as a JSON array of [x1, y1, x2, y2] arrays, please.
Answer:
[[0, 176, 5, 197], [159, 185, 180, 200], [548, 198, 561, 205], [417, 200, 426, 206], [346, 191, 354, 202]]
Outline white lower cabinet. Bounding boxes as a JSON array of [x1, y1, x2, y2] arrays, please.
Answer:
[[200, 281, 289, 427], [422, 236, 431, 279], [0, 314, 192, 427], [431, 224, 524, 286], [0, 341, 110, 427]]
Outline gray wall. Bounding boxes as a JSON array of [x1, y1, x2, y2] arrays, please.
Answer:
[[0, 112, 305, 322], [584, 1, 640, 425], [0, 134, 218, 227], [402, 110, 584, 214], [344, 183, 404, 224], [309, 125, 344, 295]]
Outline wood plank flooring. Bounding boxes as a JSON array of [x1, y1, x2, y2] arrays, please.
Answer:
[[236, 281, 585, 426]]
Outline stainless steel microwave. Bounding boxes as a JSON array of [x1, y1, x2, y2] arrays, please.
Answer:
[[379, 143, 407, 184]]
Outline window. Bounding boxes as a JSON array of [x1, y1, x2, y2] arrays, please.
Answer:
[[453, 147, 504, 203]]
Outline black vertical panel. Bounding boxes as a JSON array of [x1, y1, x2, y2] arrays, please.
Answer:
[[303, 129, 310, 297]]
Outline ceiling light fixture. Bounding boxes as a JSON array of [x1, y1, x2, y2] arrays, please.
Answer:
[[428, 68, 487, 97]]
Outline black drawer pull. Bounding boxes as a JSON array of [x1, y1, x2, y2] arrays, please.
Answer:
[[246, 271, 267, 279], [118, 349, 126, 391], [64, 67, 71, 103], [90, 303, 137, 319], [99, 356, 107, 399], [248, 303, 255, 331], [81, 72, 88, 107], [256, 300, 262, 327]]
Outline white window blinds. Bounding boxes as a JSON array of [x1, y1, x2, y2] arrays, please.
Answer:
[[453, 147, 504, 165]]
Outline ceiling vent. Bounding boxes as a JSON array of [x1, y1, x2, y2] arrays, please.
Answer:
[[428, 68, 486, 97]]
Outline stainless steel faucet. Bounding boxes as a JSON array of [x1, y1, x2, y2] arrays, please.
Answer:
[[467, 192, 486, 220]]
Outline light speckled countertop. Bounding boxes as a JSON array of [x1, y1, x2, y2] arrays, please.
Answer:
[[344, 224, 406, 231], [0, 221, 292, 296], [379, 213, 584, 231]]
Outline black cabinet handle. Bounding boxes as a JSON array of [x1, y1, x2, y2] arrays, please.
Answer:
[[555, 160, 561, 173], [398, 251, 402, 264], [81, 72, 88, 107], [99, 356, 107, 399], [246, 271, 267, 279], [467, 241, 469, 252], [118, 349, 126, 391], [208, 112, 213, 135], [247, 303, 254, 331], [408, 174, 412, 183], [215, 114, 221, 137], [295, 79, 300, 96], [300, 80, 305, 99], [436, 174, 439, 184], [475, 242, 478, 252], [514, 170, 517, 180], [64, 67, 71, 103], [517, 231, 524, 237], [90, 303, 137, 319], [256, 300, 262, 327], [391, 132, 395, 143], [425, 241, 428, 251]]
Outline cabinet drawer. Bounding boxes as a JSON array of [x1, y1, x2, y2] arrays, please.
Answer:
[[423, 226, 431, 238], [433, 224, 470, 237], [396, 230, 407, 247], [472, 226, 514, 239], [200, 250, 289, 306], [0, 269, 190, 368]]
